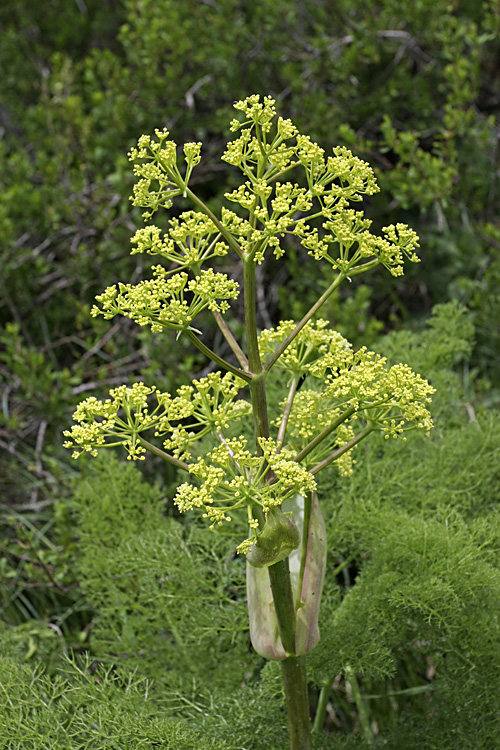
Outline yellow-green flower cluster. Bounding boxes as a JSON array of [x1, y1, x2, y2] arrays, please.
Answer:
[[128, 128, 201, 220], [91, 268, 239, 333], [257, 318, 433, 477], [259, 437, 317, 498], [174, 435, 317, 535], [63, 383, 160, 461], [277, 333, 435, 474], [161, 371, 251, 459], [258, 319, 351, 375], [296, 213, 420, 277], [63, 373, 251, 462], [319, 351, 435, 429], [224, 181, 315, 261], [130, 211, 228, 271], [230, 94, 278, 133], [218, 94, 421, 274], [126, 95, 419, 277], [334, 423, 357, 477]]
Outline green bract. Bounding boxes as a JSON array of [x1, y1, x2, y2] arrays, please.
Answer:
[[246, 507, 301, 568]]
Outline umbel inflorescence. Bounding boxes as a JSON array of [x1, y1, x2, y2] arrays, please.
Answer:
[[64, 94, 433, 557]]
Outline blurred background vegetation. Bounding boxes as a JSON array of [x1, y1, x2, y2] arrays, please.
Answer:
[[1, 1, 499, 747]]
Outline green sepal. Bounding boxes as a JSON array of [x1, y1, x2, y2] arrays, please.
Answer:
[[247, 507, 300, 568]]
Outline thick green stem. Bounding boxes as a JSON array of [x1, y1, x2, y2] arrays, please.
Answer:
[[280, 656, 311, 750], [268, 560, 311, 750], [250, 374, 272, 443], [244, 257, 271, 443], [245, 254, 311, 749]]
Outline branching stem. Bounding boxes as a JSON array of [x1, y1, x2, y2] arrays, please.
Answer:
[[263, 273, 345, 371], [184, 328, 252, 381], [309, 425, 374, 475], [211, 310, 249, 370], [277, 375, 301, 450], [293, 406, 357, 465], [137, 437, 190, 471], [184, 186, 244, 259]]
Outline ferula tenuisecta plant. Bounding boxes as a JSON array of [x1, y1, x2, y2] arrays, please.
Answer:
[[64, 95, 434, 750]]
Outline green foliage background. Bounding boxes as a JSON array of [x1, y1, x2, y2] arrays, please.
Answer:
[[1, 1, 500, 747]]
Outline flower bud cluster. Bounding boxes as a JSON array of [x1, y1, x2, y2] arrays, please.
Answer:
[[91, 268, 239, 333], [130, 212, 228, 271], [281, 336, 435, 473], [63, 373, 251, 462], [218, 95, 420, 274], [174, 435, 317, 538], [128, 128, 201, 219], [257, 321, 435, 476], [259, 319, 351, 374]]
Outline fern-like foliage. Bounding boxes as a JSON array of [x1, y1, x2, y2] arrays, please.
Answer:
[[2, 302, 499, 748], [70, 457, 254, 700]]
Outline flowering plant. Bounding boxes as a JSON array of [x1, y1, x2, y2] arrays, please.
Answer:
[[64, 95, 433, 750]]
